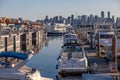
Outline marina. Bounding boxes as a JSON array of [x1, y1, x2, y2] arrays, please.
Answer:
[[1, 1, 120, 79], [1, 19, 120, 79]]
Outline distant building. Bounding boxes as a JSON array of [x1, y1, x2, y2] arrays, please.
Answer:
[[81, 15, 87, 25], [87, 17, 90, 25], [71, 14, 74, 26], [53, 16, 58, 23], [78, 16, 80, 20], [108, 11, 110, 18], [44, 16, 49, 23], [59, 16, 63, 23], [66, 17, 71, 24], [89, 14, 94, 25], [95, 15, 99, 23], [101, 11, 104, 22], [116, 17, 120, 27], [112, 16, 114, 23]]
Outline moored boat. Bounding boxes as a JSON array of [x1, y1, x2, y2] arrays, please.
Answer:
[[0, 51, 53, 80], [57, 43, 88, 76]]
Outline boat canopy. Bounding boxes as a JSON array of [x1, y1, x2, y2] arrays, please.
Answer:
[[0, 52, 28, 60]]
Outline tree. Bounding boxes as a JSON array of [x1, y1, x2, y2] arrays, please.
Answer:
[[5, 18, 11, 25]]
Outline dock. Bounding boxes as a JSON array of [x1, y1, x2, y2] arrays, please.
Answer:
[[75, 28, 120, 80]]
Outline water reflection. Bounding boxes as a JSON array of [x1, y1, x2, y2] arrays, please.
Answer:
[[26, 36, 81, 80]]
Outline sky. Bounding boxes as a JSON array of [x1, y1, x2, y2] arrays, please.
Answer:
[[0, 0, 120, 21]]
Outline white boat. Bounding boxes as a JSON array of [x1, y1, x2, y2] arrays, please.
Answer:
[[47, 23, 66, 36], [0, 51, 53, 80], [54, 24, 66, 33], [91, 22, 115, 49], [94, 31, 115, 56], [57, 43, 88, 76], [63, 32, 78, 45], [63, 34, 78, 45]]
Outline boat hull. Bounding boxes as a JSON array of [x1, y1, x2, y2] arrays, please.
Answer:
[[58, 67, 88, 76]]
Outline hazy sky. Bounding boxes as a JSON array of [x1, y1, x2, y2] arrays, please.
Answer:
[[0, 0, 120, 20]]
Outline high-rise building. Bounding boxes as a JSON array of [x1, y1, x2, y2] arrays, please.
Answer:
[[77, 16, 81, 25], [95, 15, 99, 23], [89, 14, 94, 25], [112, 16, 114, 23], [78, 16, 81, 20], [44, 16, 49, 23], [71, 14, 74, 26], [108, 11, 110, 18], [59, 16, 63, 23], [101, 11, 104, 21], [53, 16, 58, 23], [81, 15, 87, 25], [67, 17, 71, 24], [87, 17, 90, 25]]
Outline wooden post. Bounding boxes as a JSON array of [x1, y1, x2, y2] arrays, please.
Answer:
[[97, 32, 100, 57], [13, 36, 16, 52], [112, 35, 117, 63], [5, 37, 7, 52], [85, 30, 88, 44], [79, 30, 81, 40], [82, 29, 84, 41], [110, 36, 118, 72], [4, 37, 8, 63], [90, 32, 93, 49]]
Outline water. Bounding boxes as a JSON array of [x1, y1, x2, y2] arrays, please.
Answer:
[[26, 36, 63, 80]]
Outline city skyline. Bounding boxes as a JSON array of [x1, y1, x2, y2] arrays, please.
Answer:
[[0, 0, 120, 20]]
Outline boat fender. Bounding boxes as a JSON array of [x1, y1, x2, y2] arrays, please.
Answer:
[[57, 56, 60, 60], [93, 62, 97, 72], [56, 64, 58, 69]]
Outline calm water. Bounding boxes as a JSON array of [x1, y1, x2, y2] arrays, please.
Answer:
[[26, 36, 63, 80]]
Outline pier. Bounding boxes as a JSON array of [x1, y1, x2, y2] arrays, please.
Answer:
[[75, 27, 120, 79]]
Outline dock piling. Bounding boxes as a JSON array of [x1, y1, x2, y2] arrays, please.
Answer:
[[97, 32, 100, 57], [90, 31, 94, 49], [112, 35, 117, 63]]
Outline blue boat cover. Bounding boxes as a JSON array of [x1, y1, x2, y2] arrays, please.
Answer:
[[0, 52, 28, 60]]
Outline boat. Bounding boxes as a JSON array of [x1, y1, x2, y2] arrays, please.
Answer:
[[89, 22, 115, 49], [57, 43, 88, 76], [93, 30, 115, 56], [47, 23, 66, 36], [0, 50, 53, 80], [63, 33, 78, 45]]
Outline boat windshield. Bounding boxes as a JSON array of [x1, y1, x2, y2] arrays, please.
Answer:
[[74, 46, 82, 52], [65, 35, 76, 39], [66, 39, 78, 44], [100, 34, 114, 39]]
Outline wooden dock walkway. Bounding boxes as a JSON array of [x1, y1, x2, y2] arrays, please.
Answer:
[[83, 44, 120, 79]]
